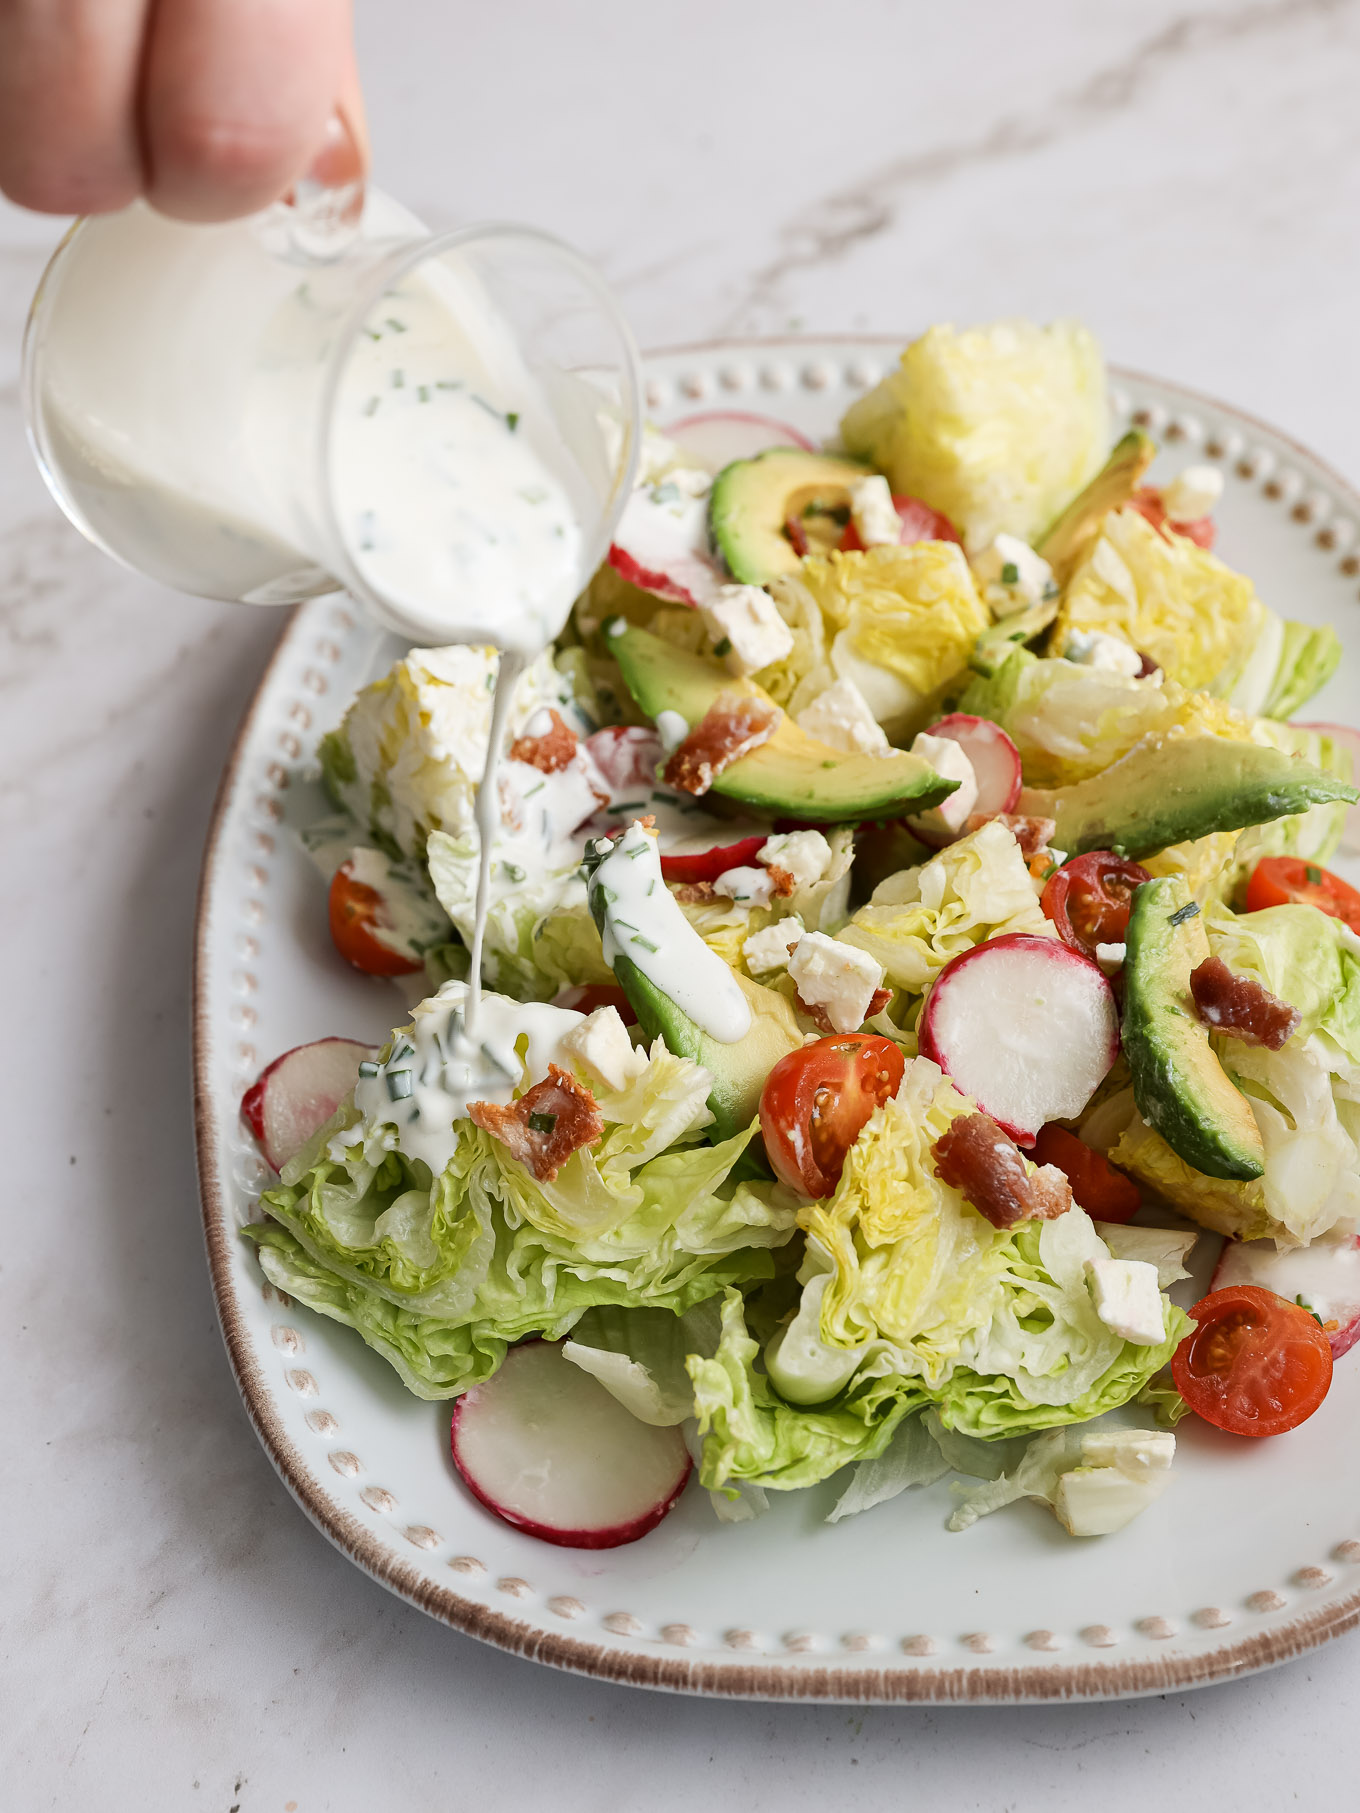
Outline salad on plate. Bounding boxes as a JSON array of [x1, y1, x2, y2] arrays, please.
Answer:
[[239, 316, 1360, 1551]]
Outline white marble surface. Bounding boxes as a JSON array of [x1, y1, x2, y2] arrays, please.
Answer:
[[8, 1, 1360, 1805]]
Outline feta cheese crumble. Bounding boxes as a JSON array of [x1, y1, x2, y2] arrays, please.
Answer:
[[700, 584, 794, 676], [561, 1005, 647, 1092], [788, 932, 884, 1034], [758, 829, 832, 890], [1161, 463, 1223, 522], [655, 709, 688, 754], [1085, 1257, 1167, 1346], [908, 733, 978, 835], [795, 677, 890, 756], [971, 533, 1055, 605], [847, 473, 901, 548], [714, 864, 776, 907], [1094, 941, 1126, 974], [742, 916, 804, 974], [1064, 627, 1142, 677]]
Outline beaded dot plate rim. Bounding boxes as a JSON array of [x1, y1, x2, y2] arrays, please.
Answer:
[[195, 337, 1360, 1702]]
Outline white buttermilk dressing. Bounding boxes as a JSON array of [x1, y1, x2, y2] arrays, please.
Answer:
[[350, 980, 584, 1176], [329, 272, 584, 651], [587, 821, 752, 1043]]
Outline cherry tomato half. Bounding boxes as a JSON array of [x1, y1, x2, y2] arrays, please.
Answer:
[[1172, 1285, 1333, 1437], [1244, 856, 1360, 933], [1130, 487, 1216, 550], [1031, 1124, 1142, 1223], [839, 493, 961, 552], [1042, 852, 1153, 960], [328, 862, 423, 977], [760, 1034, 906, 1198]]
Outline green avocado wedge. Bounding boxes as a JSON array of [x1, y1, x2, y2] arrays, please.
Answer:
[[607, 622, 958, 823], [1023, 733, 1357, 861], [709, 447, 871, 585], [1036, 428, 1157, 583], [1122, 877, 1265, 1181]]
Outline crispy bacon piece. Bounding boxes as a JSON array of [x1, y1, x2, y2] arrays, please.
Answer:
[[468, 1064, 604, 1182], [964, 813, 1057, 858], [1190, 955, 1301, 1051], [662, 692, 782, 797], [931, 1111, 1073, 1229], [795, 985, 893, 1037], [672, 880, 719, 904], [767, 864, 797, 899], [510, 708, 579, 774]]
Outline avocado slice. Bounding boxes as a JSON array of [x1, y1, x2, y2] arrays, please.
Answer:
[[1023, 734, 1357, 861], [1036, 429, 1156, 582], [1122, 877, 1265, 1181], [581, 832, 801, 1137], [607, 623, 958, 822], [970, 598, 1061, 677], [709, 448, 872, 585]]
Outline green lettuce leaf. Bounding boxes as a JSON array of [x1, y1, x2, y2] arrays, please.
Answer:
[[1264, 620, 1343, 719]]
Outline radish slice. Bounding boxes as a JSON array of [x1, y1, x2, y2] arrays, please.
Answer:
[[1211, 1231, 1360, 1359], [921, 714, 1022, 819], [241, 1037, 374, 1172], [1294, 722, 1360, 856], [665, 410, 814, 464], [918, 933, 1120, 1143], [659, 830, 767, 884], [608, 482, 723, 607], [450, 1341, 692, 1548]]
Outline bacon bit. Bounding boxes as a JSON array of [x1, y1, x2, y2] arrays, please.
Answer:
[[931, 1111, 1073, 1229], [510, 708, 579, 774], [468, 1064, 604, 1182], [1134, 652, 1162, 680], [795, 985, 893, 1036], [784, 513, 811, 557], [663, 692, 782, 797], [1190, 955, 1301, 1051], [965, 812, 1057, 859], [767, 864, 797, 899], [672, 880, 718, 904]]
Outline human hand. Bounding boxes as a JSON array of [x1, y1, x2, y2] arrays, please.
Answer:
[[0, 0, 366, 222]]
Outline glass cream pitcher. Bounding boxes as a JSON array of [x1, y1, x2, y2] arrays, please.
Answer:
[[21, 137, 641, 649]]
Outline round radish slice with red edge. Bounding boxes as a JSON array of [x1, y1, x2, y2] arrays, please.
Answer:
[[450, 1341, 692, 1549], [665, 410, 814, 464], [1295, 722, 1360, 856], [918, 934, 1119, 1143], [241, 1037, 374, 1172], [608, 482, 723, 607], [659, 830, 767, 884], [920, 714, 1021, 819], [1212, 1231, 1360, 1360]]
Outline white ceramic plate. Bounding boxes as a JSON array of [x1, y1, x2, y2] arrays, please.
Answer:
[[195, 337, 1360, 1701]]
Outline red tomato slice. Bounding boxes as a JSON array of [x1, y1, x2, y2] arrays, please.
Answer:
[[555, 982, 638, 1026], [1130, 488, 1216, 550], [839, 494, 960, 552], [1042, 852, 1153, 960], [1031, 1124, 1141, 1223], [759, 1034, 905, 1198], [658, 833, 766, 885], [1244, 856, 1360, 933], [328, 863, 424, 977], [1172, 1285, 1332, 1437]]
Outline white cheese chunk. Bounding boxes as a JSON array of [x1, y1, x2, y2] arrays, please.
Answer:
[[700, 584, 794, 677], [655, 709, 688, 753], [561, 1005, 647, 1092], [1064, 627, 1143, 677], [847, 473, 901, 548], [742, 916, 804, 974], [908, 733, 978, 835], [1094, 941, 1126, 974], [971, 533, 1054, 605], [713, 864, 776, 907], [788, 932, 884, 1033], [758, 829, 832, 890], [1085, 1257, 1167, 1346], [1161, 463, 1223, 522], [1052, 1464, 1172, 1537], [795, 677, 891, 756]]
